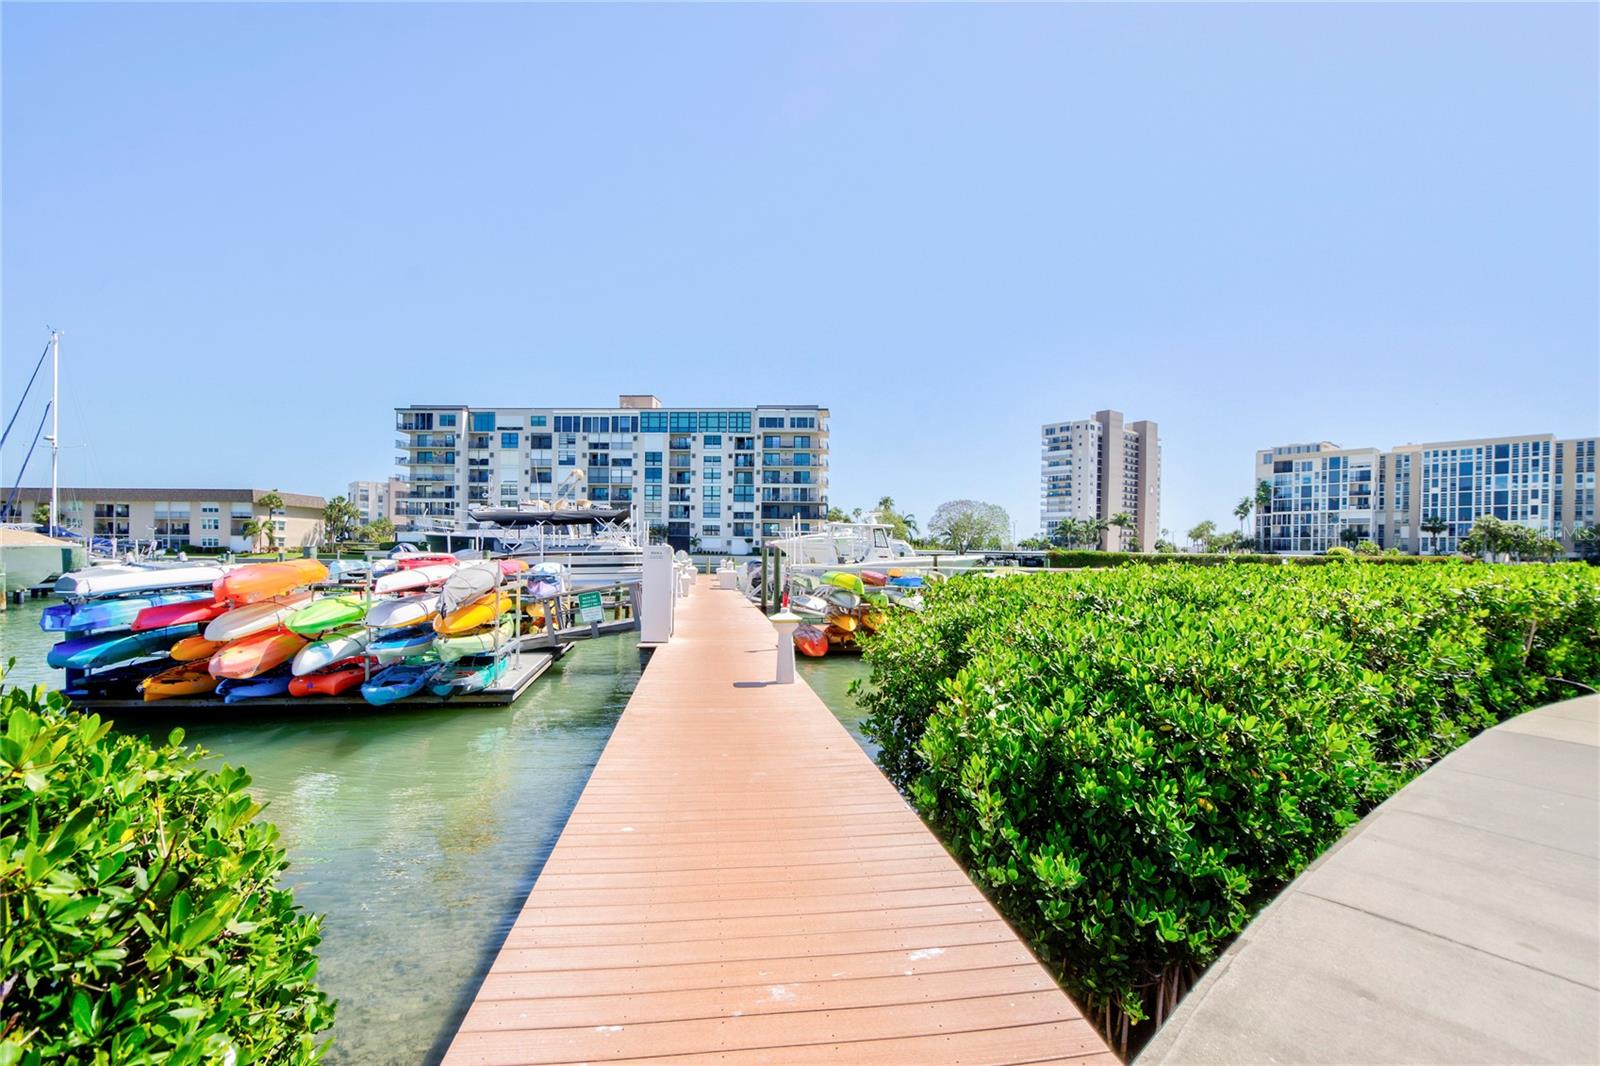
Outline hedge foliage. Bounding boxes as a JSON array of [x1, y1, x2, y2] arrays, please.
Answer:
[[1041, 549, 1449, 569], [855, 563, 1600, 1040], [0, 681, 333, 1064]]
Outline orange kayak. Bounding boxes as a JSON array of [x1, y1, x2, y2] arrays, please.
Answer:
[[794, 624, 829, 658], [141, 662, 219, 701], [209, 628, 309, 679], [214, 559, 329, 604], [288, 659, 372, 697], [433, 591, 516, 636], [170, 634, 228, 662]]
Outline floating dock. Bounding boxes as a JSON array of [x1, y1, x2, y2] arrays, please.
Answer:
[[444, 581, 1114, 1065], [72, 640, 574, 713]]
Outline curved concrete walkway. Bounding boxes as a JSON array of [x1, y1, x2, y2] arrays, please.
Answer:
[[1139, 694, 1599, 1065]]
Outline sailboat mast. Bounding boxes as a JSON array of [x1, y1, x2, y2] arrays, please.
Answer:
[[49, 329, 60, 535]]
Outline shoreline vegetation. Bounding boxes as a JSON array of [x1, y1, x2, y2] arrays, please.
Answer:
[[0, 681, 334, 1063], [853, 562, 1600, 1056]]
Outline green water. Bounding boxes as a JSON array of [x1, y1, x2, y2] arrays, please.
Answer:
[[796, 653, 877, 758], [1, 599, 639, 1065]]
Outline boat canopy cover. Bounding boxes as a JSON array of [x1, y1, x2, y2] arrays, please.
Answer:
[[468, 507, 631, 528]]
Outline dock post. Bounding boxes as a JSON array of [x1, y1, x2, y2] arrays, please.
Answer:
[[770, 609, 799, 684]]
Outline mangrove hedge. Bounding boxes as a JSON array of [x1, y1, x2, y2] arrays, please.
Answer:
[[855, 562, 1600, 1051], [0, 680, 333, 1064]]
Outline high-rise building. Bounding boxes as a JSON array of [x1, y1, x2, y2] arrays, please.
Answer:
[[393, 395, 829, 554], [347, 478, 404, 525], [1254, 432, 1598, 555], [1040, 410, 1161, 550]]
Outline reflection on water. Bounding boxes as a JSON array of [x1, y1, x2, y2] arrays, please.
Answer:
[[796, 653, 877, 759], [2, 600, 638, 1065]]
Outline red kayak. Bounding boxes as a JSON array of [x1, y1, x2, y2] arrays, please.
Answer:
[[132, 597, 230, 632], [395, 554, 457, 570], [794, 624, 829, 658], [288, 658, 374, 697], [860, 570, 888, 587]]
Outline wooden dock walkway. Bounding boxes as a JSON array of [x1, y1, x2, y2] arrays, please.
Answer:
[[445, 581, 1113, 1065]]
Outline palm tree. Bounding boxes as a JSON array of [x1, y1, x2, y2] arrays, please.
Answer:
[[1421, 514, 1447, 556], [1109, 511, 1134, 551], [1339, 526, 1361, 550], [240, 518, 272, 552], [1253, 480, 1273, 550], [1233, 496, 1252, 538], [1089, 517, 1111, 550]]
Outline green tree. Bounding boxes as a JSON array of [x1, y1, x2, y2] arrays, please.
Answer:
[[871, 496, 917, 542], [1186, 520, 1216, 552], [360, 517, 396, 544], [1254, 480, 1273, 550], [929, 499, 1010, 552], [825, 506, 851, 523], [1233, 496, 1252, 538], [1339, 527, 1362, 550], [1421, 514, 1448, 555], [321, 496, 362, 548], [239, 518, 275, 552], [31, 502, 50, 528], [1110, 511, 1134, 551]]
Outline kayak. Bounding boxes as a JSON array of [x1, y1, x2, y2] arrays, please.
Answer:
[[365, 592, 441, 629], [823, 571, 866, 596], [789, 593, 831, 624], [141, 662, 219, 702], [373, 563, 457, 595], [860, 570, 888, 587], [434, 590, 516, 636], [170, 634, 229, 662], [825, 612, 858, 633], [208, 629, 308, 679], [859, 608, 889, 632], [438, 561, 504, 616], [62, 661, 168, 700], [289, 659, 372, 697], [213, 559, 329, 604], [394, 553, 457, 570], [42, 591, 212, 633], [362, 662, 441, 706], [525, 578, 563, 602], [48, 624, 200, 671], [821, 587, 861, 610], [370, 625, 439, 664], [54, 563, 229, 600], [434, 615, 519, 661], [292, 626, 371, 676], [204, 591, 314, 643], [216, 666, 294, 703], [794, 624, 829, 658], [888, 575, 924, 588], [429, 655, 508, 697], [285, 594, 371, 636], [132, 596, 229, 632]]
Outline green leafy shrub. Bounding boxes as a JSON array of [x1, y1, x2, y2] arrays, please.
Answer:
[[1042, 548, 1442, 568], [1324, 545, 1355, 559], [856, 564, 1600, 1048], [0, 680, 333, 1064]]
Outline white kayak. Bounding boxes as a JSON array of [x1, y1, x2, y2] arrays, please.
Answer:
[[54, 562, 231, 600], [438, 561, 502, 616], [433, 615, 519, 662], [292, 627, 372, 676], [365, 592, 441, 629], [372, 563, 457, 595], [204, 591, 313, 643]]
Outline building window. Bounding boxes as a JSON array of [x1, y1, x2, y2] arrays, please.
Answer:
[[471, 412, 496, 432]]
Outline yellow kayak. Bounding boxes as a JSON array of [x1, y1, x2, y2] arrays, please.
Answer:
[[434, 591, 517, 636]]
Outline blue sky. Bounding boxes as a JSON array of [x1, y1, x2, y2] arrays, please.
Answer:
[[4, 3, 1595, 539]]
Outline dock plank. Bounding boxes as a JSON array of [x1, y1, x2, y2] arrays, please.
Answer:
[[443, 583, 1111, 1065]]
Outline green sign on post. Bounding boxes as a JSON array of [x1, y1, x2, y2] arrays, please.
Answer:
[[576, 590, 604, 625]]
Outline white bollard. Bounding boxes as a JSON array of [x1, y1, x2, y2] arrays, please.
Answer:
[[770, 609, 800, 684]]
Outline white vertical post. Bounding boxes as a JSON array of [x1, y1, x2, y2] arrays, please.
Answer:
[[770, 609, 799, 684], [641, 544, 675, 643], [48, 330, 60, 535]]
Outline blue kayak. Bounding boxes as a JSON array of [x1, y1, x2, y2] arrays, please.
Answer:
[[361, 662, 440, 706], [216, 666, 293, 704], [47, 624, 200, 671], [888, 575, 924, 588], [429, 656, 508, 697], [61, 660, 169, 700], [41, 591, 211, 633], [370, 624, 437, 663]]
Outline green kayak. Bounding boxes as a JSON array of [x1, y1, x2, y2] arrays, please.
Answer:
[[287, 594, 372, 636], [433, 616, 519, 662]]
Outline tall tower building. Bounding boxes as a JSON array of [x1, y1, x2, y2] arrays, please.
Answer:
[[1040, 410, 1161, 550]]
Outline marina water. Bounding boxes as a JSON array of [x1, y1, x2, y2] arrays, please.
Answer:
[[2, 599, 639, 1065]]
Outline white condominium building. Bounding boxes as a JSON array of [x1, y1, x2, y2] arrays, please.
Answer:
[[393, 395, 829, 555], [1255, 432, 1598, 555], [347, 478, 405, 525], [1040, 410, 1161, 550]]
